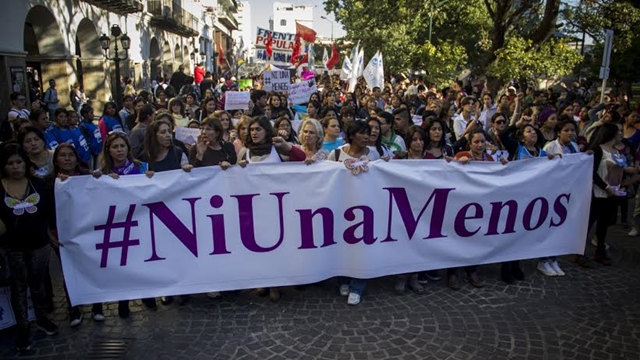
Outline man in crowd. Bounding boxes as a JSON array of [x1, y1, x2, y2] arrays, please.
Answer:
[[43, 78, 59, 121]]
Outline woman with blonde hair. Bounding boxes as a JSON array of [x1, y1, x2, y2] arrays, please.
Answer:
[[233, 115, 251, 154], [296, 118, 329, 163]]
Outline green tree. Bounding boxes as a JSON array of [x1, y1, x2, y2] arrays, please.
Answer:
[[324, 0, 582, 91]]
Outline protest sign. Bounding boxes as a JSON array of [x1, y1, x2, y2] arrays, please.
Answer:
[[288, 79, 318, 105], [56, 155, 592, 305], [175, 127, 200, 145], [224, 91, 251, 111], [263, 71, 290, 92]]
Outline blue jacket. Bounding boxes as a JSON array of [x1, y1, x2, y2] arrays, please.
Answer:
[[78, 120, 103, 156], [44, 125, 92, 163]]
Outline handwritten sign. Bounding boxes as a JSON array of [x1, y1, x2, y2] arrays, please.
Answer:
[[263, 71, 290, 92], [224, 91, 251, 111], [175, 126, 200, 145], [412, 115, 423, 126], [288, 79, 318, 105]]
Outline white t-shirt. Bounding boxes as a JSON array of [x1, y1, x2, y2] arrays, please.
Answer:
[[327, 145, 381, 162]]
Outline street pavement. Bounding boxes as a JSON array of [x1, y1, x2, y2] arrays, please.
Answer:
[[1, 224, 639, 360]]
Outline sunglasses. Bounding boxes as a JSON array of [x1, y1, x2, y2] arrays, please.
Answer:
[[496, 120, 506, 125]]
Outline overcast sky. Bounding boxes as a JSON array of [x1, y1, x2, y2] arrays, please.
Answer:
[[245, 0, 346, 39]]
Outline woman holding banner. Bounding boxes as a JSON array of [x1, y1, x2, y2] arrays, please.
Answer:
[[0, 143, 59, 353], [237, 116, 305, 301], [95, 132, 157, 317], [297, 118, 328, 163], [422, 117, 454, 160], [367, 117, 392, 159], [327, 121, 381, 305]]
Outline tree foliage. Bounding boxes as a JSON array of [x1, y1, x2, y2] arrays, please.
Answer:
[[323, 0, 581, 89]]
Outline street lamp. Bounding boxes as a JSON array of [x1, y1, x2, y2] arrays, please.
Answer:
[[320, 15, 334, 42], [99, 24, 130, 108]]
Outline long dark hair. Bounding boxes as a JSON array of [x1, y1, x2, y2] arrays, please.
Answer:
[[100, 132, 140, 173], [244, 116, 275, 147], [143, 120, 174, 169], [53, 143, 89, 175], [423, 117, 448, 149], [367, 117, 386, 156], [588, 123, 619, 151]]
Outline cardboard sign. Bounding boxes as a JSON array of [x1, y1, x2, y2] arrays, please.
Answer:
[[175, 126, 200, 145], [263, 71, 290, 92], [224, 91, 251, 111], [288, 79, 318, 105]]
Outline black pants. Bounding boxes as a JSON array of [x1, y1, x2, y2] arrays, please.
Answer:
[[8, 246, 51, 344], [588, 196, 617, 257]]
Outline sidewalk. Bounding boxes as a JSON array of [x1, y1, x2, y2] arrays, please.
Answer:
[[1, 225, 639, 359]]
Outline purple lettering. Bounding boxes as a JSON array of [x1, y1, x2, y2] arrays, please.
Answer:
[[485, 200, 518, 235], [231, 192, 288, 252], [550, 194, 570, 227], [454, 203, 484, 237], [143, 198, 201, 262], [523, 197, 549, 231], [383, 187, 454, 241], [296, 207, 336, 249], [343, 206, 377, 245], [208, 195, 231, 255]]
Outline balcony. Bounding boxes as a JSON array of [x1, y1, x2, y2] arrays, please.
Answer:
[[148, 0, 199, 37], [84, 0, 143, 14], [217, 1, 238, 30]]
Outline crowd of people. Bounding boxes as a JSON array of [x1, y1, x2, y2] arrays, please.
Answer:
[[0, 66, 637, 353]]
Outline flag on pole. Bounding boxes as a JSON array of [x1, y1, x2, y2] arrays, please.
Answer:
[[308, 44, 315, 70], [265, 31, 273, 59], [294, 53, 309, 69], [363, 50, 384, 90], [217, 43, 224, 66], [291, 34, 301, 65], [326, 43, 339, 70], [356, 48, 365, 78], [295, 22, 317, 43], [322, 47, 329, 68], [340, 56, 352, 80], [348, 43, 363, 92]]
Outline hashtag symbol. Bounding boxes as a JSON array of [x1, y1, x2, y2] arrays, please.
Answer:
[[94, 205, 140, 268], [264, 77, 271, 85]]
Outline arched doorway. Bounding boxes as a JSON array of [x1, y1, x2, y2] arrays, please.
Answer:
[[76, 18, 105, 109], [149, 37, 161, 83], [174, 43, 182, 72], [162, 41, 172, 77], [183, 45, 191, 75], [24, 5, 69, 105]]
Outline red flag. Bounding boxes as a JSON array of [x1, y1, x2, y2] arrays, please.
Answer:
[[295, 22, 317, 43], [265, 31, 273, 58], [294, 53, 309, 69], [290, 34, 301, 65], [217, 42, 224, 65], [326, 43, 339, 70]]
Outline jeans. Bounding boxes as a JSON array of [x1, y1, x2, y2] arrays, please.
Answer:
[[588, 197, 617, 257], [8, 246, 51, 344], [337, 277, 366, 295]]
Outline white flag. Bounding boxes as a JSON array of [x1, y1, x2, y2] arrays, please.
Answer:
[[340, 56, 352, 80], [363, 51, 384, 90], [348, 47, 364, 92], [356, 48, 365, 78], [323, 47, 329, 68]]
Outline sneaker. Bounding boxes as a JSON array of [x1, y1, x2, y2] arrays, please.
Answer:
[[537, 261, 557, 277], [425, 270, 441, 281], [550, 260, 565, 276], [629, 228, 638, 236], [69, 308, 83, 328], [37, 318, 59, 336], [417, 272, 429, 285], [394, 280, 407, 295], [347, 292, 361, 306], [206, 292, 221, 299], [408, 276, 426, 294], [339, 284, 350, 297], [92, 311, 105, 322]]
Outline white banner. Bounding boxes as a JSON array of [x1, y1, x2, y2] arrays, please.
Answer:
[[174, 127, 200, 145], [224, 91, 251, 111], [56, 155, 592, 306], [288, 79, 318, 105], [263, 71, 291, 93]]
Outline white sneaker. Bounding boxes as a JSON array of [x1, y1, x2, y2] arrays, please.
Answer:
[[591, 236, 598, 246], [339, 284, 350, 297], [537, 261, 557, 277], [347, 292, 361, 306], [629, 228, 638, 237], [550, 260, 565, 276], [206, 291, 221, 299]]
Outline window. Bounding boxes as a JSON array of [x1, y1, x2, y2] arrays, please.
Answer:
[[280, 19, 286, 26]]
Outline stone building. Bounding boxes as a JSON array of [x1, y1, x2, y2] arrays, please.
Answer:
[[0, 0, 238, 117]]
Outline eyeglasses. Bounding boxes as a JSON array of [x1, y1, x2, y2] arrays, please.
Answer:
[[495, 120, 506, 125]]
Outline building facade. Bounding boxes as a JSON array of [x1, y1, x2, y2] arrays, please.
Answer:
[[273, 2, 313, 35], [233, 1, 253, 62], [0, 0, 238, 118]]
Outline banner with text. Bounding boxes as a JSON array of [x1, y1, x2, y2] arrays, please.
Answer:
[[288, 79, 318, 105], [263, 71, 291, 92], [224, 91, 251, 110], [56, 155, 592, 305]]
